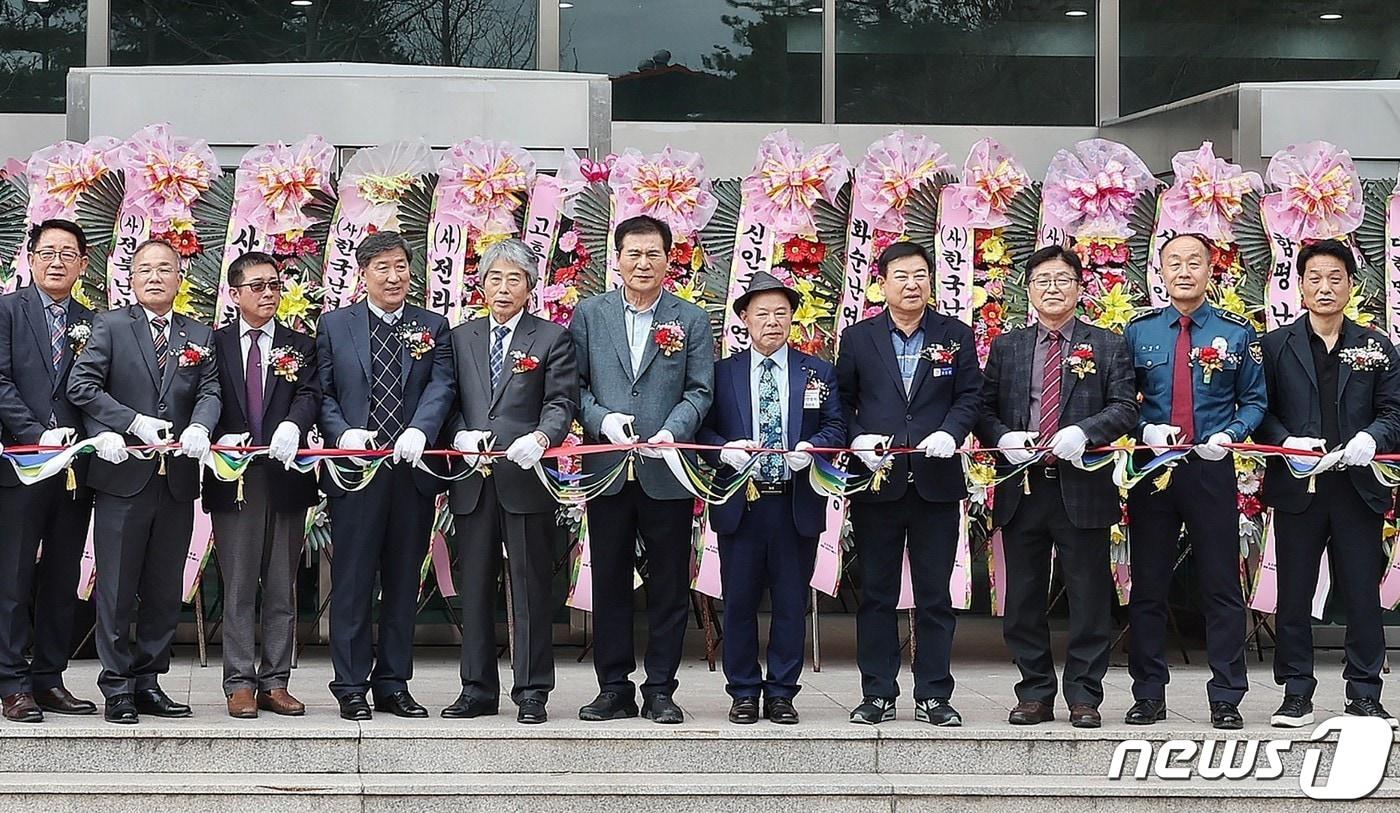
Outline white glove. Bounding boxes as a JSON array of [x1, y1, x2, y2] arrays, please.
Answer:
[[38, 427, 75, 448], [392, 427, 427, 465], [338, 428, 378, 451], [267, 422, 301, 468], [851, 433, 891, 471], [1141, 423, 1182, 451], [997, 431, 1039, 465], [1194, 431, 1233, 461], [505, 433, 548, 470], [639, 428, 673, 459], [720, 439, 757, 470], [91, 431, 129, 464], [601, 412, 637, 445], [215, 432, 250, 449], [453, 429, 493, 468], [177, 425, 210, 459], [917, 430, 957, 459], [128, 414, 173, 446], [785, 440, 814, 471], [1341, 431, 1377, 467], [1281, 436, 1326, 469], [1049, 425, 1089, 463]]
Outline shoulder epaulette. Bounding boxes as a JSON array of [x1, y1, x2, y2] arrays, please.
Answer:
[[1126, 308, 1160, 326], [1215, 309, 1251, 327]]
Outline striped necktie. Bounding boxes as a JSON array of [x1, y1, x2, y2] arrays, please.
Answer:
[[48, 303, 65, 371], [1039, 330, 1064, 461]]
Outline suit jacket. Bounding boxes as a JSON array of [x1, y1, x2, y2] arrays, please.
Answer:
[[447, 312, 578, 515], [67, 305, 221, 501], [0, 287, 95, 488], [696, 348, 845, 537], [316, 301, 455, 498], [571, 289, 714, 500], [975, 319, 1138, 529], [835, 308, 981, 503], [202, 321, 321, 513], [1256, 316, 1400, 515]]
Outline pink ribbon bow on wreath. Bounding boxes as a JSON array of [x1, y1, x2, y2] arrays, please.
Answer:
[[854, 131, 952, 233], [1263, 140, 1363, 240], [951, 138, 1029, 229], [1043, 138, 1156, 239], [1159, 141, 1262, 242], [117, 123, 221, 230], [609, 146, 718, 238], [740, 130, 850, 239], [235, 135, 335, 236], [434, 138, 536, 234], [25, 137, 122, 222]]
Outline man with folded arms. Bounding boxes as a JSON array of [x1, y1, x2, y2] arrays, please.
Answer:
[[68, 238, 220, 724]]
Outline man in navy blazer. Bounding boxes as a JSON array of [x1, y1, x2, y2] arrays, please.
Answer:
[[697, 272, 844, 725], [836, 241, 981, 727], [315, 231, 454, 721]]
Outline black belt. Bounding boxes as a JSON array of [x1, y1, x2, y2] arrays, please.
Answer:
[[1030, 465, 1059, 480], [752, 480, 793, 496]]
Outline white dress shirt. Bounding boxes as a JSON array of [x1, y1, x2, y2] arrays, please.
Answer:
[[366, 300, 406, 325], [142, 306, 174, 345], [750, 344, 790, 451], [239, 318, 275, 385]]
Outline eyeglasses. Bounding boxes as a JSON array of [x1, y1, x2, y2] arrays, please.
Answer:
[[132, 266, 178, 278], [33, 249, 82, 264], [234, 280, 283, 293], [1029, 276, 1079, 290]]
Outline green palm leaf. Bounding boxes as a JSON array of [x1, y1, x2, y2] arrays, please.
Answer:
[[289, 185, 338, 287], [181, 173, 239, 324], [75, 169, 127, 310], [398, 173, 437, 308], [1124, 188, 1161, 298], [698, 178, 741, 275], [572, 182, 612, 298], [0, 178, 24, 267], [903, 178, 942, 257], [813, 178, 851, 263], [1235, 190, 1273, 315]]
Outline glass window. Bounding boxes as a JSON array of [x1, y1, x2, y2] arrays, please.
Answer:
[[1121, 0, 1395, 115], [110, 0, 536, 69], [835, 0, 1094, 125], [0, 0, 87, 113], [560, 0, 821, 122]]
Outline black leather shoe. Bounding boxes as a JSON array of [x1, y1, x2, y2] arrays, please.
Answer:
[[104, 694, 139, 725], [1210, 701, 1244, 730], [729, 697, 759, 724], [375, 690, 428, 718], [440, 694, 498, 719], [517, 699, 547, 725], [579, 691, 639, 721], [134, 687, 191, 718], [339, 693, 372, 721], [1125, 699, 1167, 725], [35, 687, 96, 715], [764, 697, 799, 725], [641, 694, 684, 724]]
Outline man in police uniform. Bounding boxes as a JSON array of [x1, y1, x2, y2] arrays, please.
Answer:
[[1123, 233, 1266, 730]]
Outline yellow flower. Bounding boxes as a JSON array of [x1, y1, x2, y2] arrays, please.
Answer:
[[671, 279, 701, 304], [277, 280, 312, 324], [561, 286, 580, 306], [1216, 287, 1247, 317], [169, 217, 195, 234], [172, 278, 196, 317], [972, 285, 988, 308], [865, 282, 885, 304], [980, 235, 1009, 266], [474, 230, 511, 254], [690, 243, 705, 272], [792, 283, 833, 328], [771, 243, 785, 266], [987, 265, 1006, 281], [71, 282, 95, 310], [1344, 291, 1374, 327], [967, 462, 997, 488], [1091, 283, 1137, 332]]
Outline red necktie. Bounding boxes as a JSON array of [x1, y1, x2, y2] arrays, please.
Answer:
[[1039, 331, 1064, 462], [1170, 315, 1195, 443]]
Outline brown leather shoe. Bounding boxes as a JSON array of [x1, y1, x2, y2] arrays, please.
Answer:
[[2, 692, 43, 723], [257, 688, 305, 716], [226, 688, 258, 719], [1007, 700, 1054, 725], [34, 686, 96, 715], [1069, 703, 1102, 728]]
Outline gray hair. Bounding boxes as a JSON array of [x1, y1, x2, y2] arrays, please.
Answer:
[[478, 238, 539, 288], [355, 231, 413, 269]]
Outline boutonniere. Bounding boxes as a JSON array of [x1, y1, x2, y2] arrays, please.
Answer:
[[270, 346, 303, 381], [395, 321, 435, 359], [920, 341, 959, 365], [1063, 342, 1096, 379], [1190, 337, 1237, 384], [177, 342, 212, 367], [511, 350, 540, 374], [1340, 338, 1390, 372], [653, 321, 686, 356], [68, 321, 91, 355]]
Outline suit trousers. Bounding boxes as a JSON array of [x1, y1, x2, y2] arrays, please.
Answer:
[[211, 466, 305, 696], [1274, 471, 1386, 701], [587, 481, 693, 698], [0, 479, 94, 696], [717, 490, 816, 700], [327, 464, 434, 700], [851, 491, 960, 701], [92, 477, 194, 698], [456, 476, 559, 706], [1125, 456, 1247, 704], [1000, 468, 1113, 708]]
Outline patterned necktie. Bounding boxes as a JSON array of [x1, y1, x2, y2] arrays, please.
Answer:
[[245, 329, 265, 443], [369, 314, 405, 439], [758, 357, 783, 482], [490, 325, 509, 389], [1039, 330, 1064, 463], [48, 303, 65, 372], [151, 316, 168, 372], [1170, 314, 1196, 443]]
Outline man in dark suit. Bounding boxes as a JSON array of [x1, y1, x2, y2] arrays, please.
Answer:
[[441, 238, 577, 725], [696, 272, 844, 725], [0, 220, 97, 723], [203, 251, 320, 719], [68, 238, 221, 724], [1255, 239, 1400, 727], [976, 246, 1138, 729], [316, 231, 454, 721], [570, 215, 713, 724], [836, 241, 981, 726]]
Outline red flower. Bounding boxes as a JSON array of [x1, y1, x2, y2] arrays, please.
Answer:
[[554, 265, 579, 285], [980, 302, 1003, 323], [986, 325, 1003, 341], [1198, 347, 1221, 363], [1237, 494, 1263, 519], [151, 228, 202, 258], [1070, 347, 1094, 362], [1102, 270, 1126, 289], [783, 237, 825, 267], [669, 243, 694, 267]]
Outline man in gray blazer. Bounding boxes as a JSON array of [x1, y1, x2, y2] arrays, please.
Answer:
[[571, 215, 713, 724], [442, 238, 577, 725], [68, 238, 221, 724]]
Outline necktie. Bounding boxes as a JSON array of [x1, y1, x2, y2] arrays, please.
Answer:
[[1039, 331, 1064, 463], [245, 328, 265, 443], [490, 325, 509, 389], [151, 316, 168, 371], [48, 303, 65, 372], [758, 358, 783, 482], [369, 314, 405, 439], [1170, 315, 1196, 443]]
